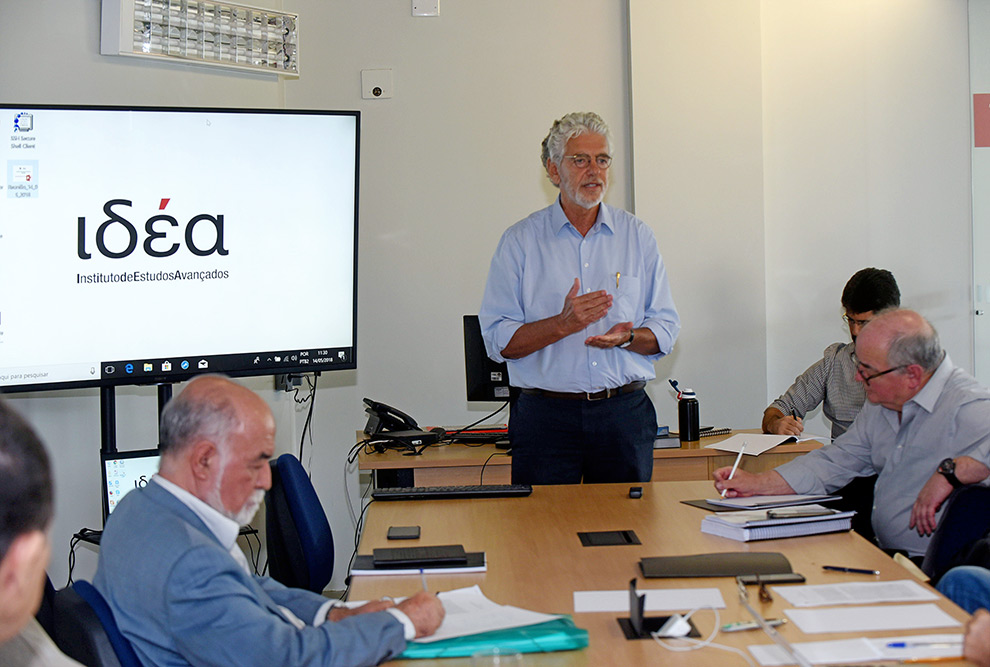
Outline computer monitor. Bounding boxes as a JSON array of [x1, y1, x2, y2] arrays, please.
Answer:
[[463, 315, 515, 402], [101, 448, 160, 522]]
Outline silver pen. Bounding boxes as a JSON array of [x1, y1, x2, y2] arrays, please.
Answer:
[[722, 618, 786, 632]]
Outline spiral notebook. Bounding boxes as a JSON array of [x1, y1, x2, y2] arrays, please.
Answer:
[[701, 506, 855, 542]]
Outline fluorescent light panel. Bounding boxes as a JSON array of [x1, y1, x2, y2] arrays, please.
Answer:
[[101, 0, 299, 76]]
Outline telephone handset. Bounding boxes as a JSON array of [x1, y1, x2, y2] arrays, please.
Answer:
[[363, 398, 420, 436]]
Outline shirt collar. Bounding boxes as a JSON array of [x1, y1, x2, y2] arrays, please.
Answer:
[[153, 475, 241, 550], [551, 196, 614, 236], [905, 352, 953, 414]]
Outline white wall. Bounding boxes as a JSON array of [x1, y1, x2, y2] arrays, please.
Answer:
[[0, 0, 978, 589], [630, 0, 973, 437], [761, 0, 973, 434], [629, 0, 768, 428]]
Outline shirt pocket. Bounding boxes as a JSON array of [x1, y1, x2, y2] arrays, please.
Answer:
[[613, 275, 642, 322]]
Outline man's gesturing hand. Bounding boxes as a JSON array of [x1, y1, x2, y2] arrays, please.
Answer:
[[558, 278, 611, 335]]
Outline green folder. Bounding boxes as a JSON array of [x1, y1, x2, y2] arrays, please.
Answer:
[[398, 616, 589, 659]]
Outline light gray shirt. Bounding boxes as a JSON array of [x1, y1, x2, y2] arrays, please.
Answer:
[[770, 341, 864, 440], [775, 354, 990, 557], [0, 619, 82, 667]]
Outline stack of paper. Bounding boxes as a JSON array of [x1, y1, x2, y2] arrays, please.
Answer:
[[701, 505, 855, 542]]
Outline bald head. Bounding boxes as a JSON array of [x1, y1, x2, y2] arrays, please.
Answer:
[[857, 309, 942, 373], [854, 309, 943, 413], [158, 376, 274, 522]]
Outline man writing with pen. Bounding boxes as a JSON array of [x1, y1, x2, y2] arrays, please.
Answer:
[[715, 309, 990, 561]]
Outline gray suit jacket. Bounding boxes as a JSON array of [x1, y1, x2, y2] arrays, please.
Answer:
[[93, 481, 405, 666]]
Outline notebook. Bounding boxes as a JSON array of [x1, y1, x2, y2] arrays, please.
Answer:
[[701, 506, 855, 542]]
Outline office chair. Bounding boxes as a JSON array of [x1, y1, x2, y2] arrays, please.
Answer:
[[35, 574, 57, 639], [53, 580, 141, 667], [265, 453, 335, 594], [921, 485, 990, 586], [829, 475, 878, 544]]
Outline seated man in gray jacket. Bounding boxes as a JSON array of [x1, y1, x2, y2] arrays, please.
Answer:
[[95, 375, 444, 666]]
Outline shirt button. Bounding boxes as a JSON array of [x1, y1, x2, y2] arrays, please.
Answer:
[[584, 262, 589, 268], [585, 288, 591, 293], [592, 362, 598, 367]]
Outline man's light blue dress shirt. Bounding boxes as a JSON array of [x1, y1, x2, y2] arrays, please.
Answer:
[[479, 199, 680, 393]]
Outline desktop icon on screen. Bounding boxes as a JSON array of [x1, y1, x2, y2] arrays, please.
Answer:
[[198, 360, 208, 369], [180, 360, 189, 370], [161, 361, 171, 371], [144, 363, 153, 372]]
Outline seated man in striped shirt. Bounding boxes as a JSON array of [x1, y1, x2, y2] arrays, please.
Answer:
[[762, 267, 900, 440]]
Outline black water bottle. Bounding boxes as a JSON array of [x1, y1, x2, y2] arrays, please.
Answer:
[[678, 389, 700, 442]]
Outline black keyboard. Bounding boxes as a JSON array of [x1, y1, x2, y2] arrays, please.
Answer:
[[372, 484, 533, 501]]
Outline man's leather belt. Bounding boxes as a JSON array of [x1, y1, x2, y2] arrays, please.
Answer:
[[521, 381, 646, 401]]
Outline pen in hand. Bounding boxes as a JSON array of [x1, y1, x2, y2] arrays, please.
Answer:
[[420, 568, 428, 591], [721, 442, 747, 498]]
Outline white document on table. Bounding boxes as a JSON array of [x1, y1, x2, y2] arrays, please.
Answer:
[[413, 585, 561, 644], [702, 433, 824, 455], [573, 588, 726, 613], [773, 579, 938, 607], [784, 603, 960, 634], [749, 633, 964, 666], [702, 433, 792, 455]]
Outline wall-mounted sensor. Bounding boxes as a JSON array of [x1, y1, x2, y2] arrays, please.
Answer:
[[361, 69, 393, 99]]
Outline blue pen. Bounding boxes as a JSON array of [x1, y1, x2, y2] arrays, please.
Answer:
[[420, 568, 428, 591], [887, 640, 961, 649]]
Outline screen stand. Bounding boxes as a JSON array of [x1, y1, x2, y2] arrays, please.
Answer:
[[100, 386, 117, 455], [100, 383, 174, 455]]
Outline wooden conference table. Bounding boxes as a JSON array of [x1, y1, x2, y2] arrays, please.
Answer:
[[357, 430, 822, 487], [349, 480, 971, 667]]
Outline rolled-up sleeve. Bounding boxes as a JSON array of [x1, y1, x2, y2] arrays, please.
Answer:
[[479, 230, 525, 363]]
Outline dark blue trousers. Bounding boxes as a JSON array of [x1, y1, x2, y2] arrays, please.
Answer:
[[508, 389, 656, 485]]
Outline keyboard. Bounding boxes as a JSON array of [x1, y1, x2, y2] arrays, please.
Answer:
[[372, 484, 533, 501]]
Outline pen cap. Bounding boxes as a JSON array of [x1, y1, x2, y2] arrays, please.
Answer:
[[678, 389, 700, 442]]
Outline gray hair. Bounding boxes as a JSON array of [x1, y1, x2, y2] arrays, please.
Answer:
[[541, 112, 612, 181], [885, 313, 943, 373], [159, 375, 241, 457]]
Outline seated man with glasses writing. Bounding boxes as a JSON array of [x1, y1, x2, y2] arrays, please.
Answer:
[[763, 268, 900, 440], [717, 309, 990, 560], [479, 112, 680, 485]]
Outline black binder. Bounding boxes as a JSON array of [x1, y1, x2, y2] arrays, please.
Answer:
[[639, 552, 793, 578]]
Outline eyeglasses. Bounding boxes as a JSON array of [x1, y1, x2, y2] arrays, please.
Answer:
[[842, 314, 872, 328], [851, 352, 907, 386], [562, 154, 612, 170]]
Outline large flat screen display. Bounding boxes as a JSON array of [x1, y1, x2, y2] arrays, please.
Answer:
[[0, 105, 359, 392]]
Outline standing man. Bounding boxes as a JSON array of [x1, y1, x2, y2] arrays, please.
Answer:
[[716, 309, 990, 559], [763, 267, 900, 439], [479, 112, 680, 485], [0, 400, 81, 666], [95, 376, 444, 667]]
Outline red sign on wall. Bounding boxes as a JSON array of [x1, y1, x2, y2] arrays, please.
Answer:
[[975, 94, 990, 147]]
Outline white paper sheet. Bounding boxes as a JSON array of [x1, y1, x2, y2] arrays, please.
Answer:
[[772, 579, 938, 607], [784, 603, 960, 634], [703, 433, 790, 455], [572, 588, 726, 613], [749, 634, 964, 666], [412, 585, 561, 644]]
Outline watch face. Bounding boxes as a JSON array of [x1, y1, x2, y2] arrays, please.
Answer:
[[939, 458, 955, 474]]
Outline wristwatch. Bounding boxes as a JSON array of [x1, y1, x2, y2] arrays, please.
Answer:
[[619, 329, 635, 349], [938, 458, 964, 489]]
